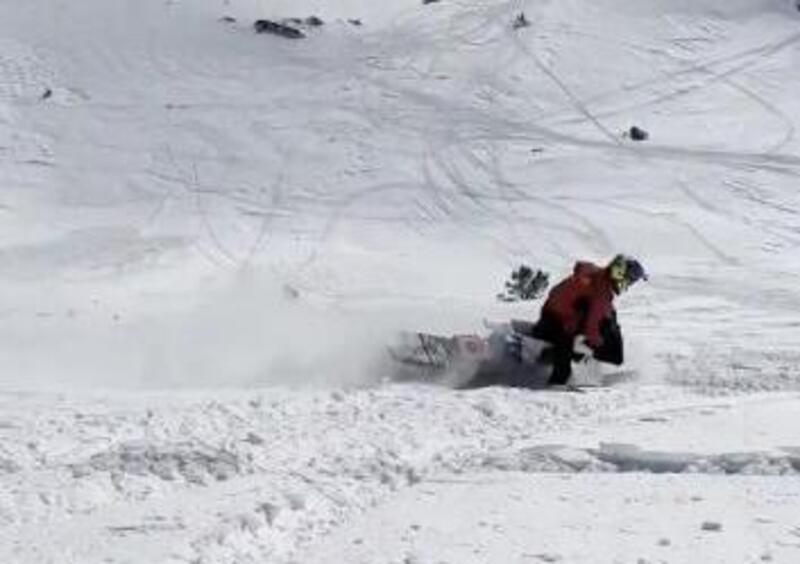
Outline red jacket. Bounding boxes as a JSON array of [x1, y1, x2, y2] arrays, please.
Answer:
[[540, 261, 615, 346]]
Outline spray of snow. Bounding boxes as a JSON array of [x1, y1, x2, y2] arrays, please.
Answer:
[[0, 271, 410, 391]]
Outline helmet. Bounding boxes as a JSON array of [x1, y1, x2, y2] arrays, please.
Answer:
[[607, 254, 648, 294]]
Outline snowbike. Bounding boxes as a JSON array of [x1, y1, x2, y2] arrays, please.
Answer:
[[387, 318, 631, 391]]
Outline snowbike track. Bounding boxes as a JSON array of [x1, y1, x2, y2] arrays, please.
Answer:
[[545, 29, 800, 153]]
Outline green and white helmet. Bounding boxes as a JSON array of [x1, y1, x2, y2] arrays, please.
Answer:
[[607, 254, 648, 294]]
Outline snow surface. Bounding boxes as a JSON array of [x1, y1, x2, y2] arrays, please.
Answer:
[[1, 0, 800, 562]]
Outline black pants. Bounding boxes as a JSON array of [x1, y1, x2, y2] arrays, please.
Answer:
[[531, 312, 574, 385], [532, 312, 624, 385], [594, 314, 623, 366]]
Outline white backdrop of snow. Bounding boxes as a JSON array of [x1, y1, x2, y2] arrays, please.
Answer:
[[0, 0, 799, 562]]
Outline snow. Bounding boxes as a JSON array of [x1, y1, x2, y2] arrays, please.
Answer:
[[301, 473, 800, 564], [1, 0, 800, 562]]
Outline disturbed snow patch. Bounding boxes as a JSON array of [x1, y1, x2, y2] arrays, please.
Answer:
[[0, 384, 679, 563], [483, 443, 800, 476], [69, 441, 246, 484], [664, 347, 800, 395]]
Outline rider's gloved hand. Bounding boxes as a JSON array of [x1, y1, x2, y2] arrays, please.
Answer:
[[573, 336, 595, 362]]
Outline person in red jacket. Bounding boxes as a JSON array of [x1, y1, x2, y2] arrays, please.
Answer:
[[532, 255, 647, 385]]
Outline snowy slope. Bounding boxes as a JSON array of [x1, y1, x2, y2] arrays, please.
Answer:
[[1, 0, 799, 562]]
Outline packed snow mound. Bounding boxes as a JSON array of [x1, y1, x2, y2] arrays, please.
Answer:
[[488, 443, 800, 475]]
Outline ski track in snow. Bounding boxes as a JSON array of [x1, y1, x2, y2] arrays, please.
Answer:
[[0, 0, 799, 562]]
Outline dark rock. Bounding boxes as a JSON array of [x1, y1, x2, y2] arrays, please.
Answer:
[[254, 19, 305, 39], [219, 16, 236, 24], [348, 19, 363, 26], [422, 0, 441, 4], [629, 126, 649, 141], [532, 554, 562, 563], [513, 12, 530, 29], [305, 16, 324, 27]]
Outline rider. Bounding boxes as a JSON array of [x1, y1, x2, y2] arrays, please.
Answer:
[[531, 254, 648, 386]]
